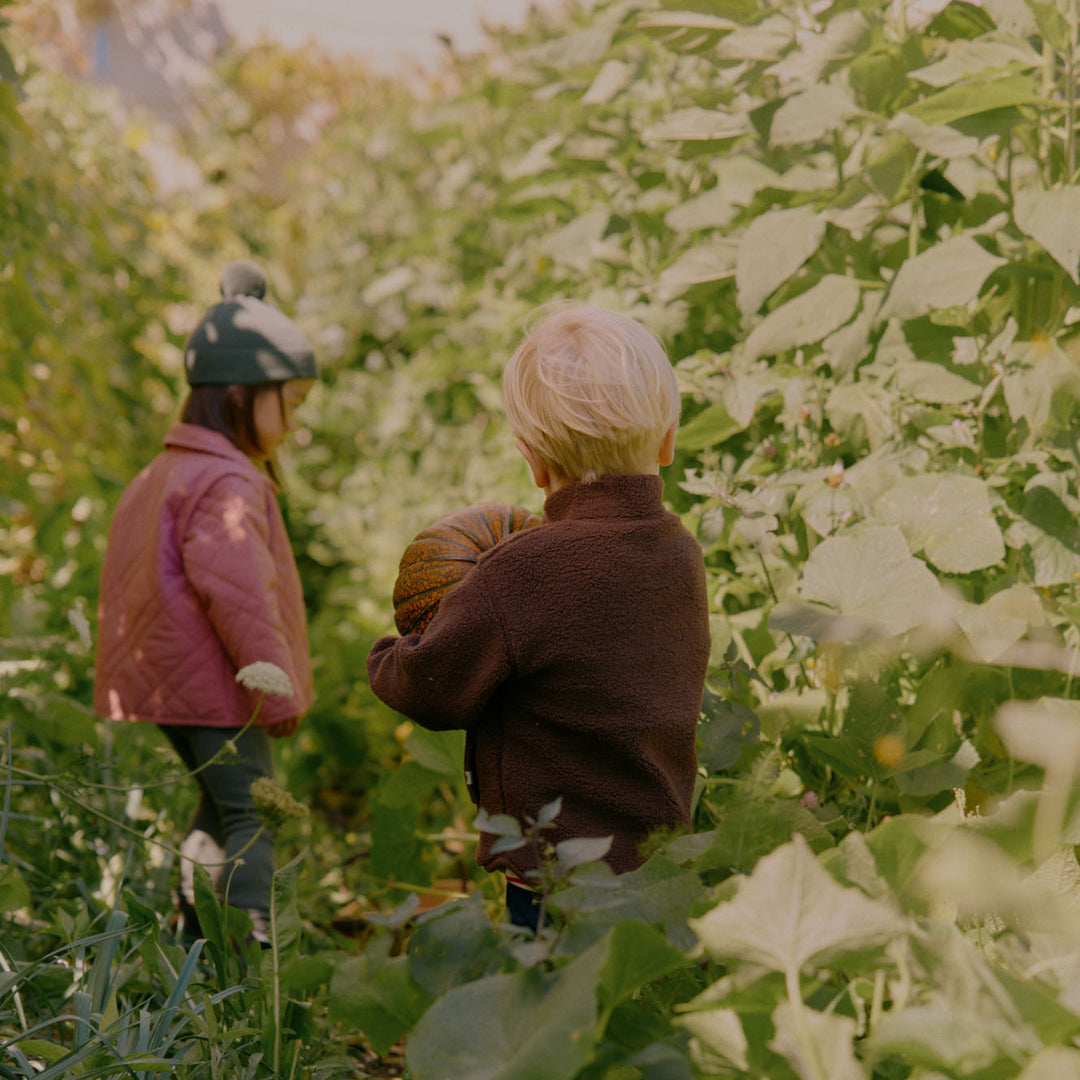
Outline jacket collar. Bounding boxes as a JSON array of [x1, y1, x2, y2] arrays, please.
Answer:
[[543, 473, 665, 523], [163, 422, 255, 468]]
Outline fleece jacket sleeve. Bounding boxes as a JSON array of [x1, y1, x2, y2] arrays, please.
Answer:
[[366, 564, 513, 731]]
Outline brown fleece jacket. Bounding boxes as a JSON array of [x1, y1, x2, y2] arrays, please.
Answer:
[[367, 473, 711, 879]]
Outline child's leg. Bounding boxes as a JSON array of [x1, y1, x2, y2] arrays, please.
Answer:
[[160, 724, 276, 925], [505, 882, 543, 934], [159, 725, 227, 933]]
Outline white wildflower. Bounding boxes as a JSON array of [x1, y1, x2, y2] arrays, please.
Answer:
[[68, 602, 92, 650], [236, 662, 294, 698]]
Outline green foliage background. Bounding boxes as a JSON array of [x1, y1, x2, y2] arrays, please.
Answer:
[[10, 0, 1080, 1076]]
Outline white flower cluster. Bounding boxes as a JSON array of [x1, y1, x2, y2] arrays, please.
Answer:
[[235, 661, 294, 698], [68, 603, 92, 651]]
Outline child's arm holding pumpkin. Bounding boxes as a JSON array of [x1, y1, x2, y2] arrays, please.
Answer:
[[367, 563, 512, 730]]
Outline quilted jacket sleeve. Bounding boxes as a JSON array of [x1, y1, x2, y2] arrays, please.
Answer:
[[181, 472, 300, 719], [366, 565, 512, 731]]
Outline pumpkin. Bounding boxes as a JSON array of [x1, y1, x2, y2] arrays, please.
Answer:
[[392, 502, 540, 635]]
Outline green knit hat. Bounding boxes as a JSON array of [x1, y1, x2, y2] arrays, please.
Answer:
[[184, 261, 317, 386]]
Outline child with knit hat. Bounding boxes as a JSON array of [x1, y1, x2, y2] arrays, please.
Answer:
[[94, 261, 316, 943]]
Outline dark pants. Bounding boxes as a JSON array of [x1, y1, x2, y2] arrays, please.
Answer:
[[159, 724, 275, 921], [506, 882, 544, 933]]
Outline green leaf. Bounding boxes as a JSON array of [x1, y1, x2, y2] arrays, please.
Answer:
[[700, 797, 834, 874], [953, 584, 1044, 663], [879, 235, 1006, 321], [689, 834, 906, 974], [889, 111, 980, 158], [408, 893, 507, 998], [796, 524, 943, 638], [864, 815, 929, 900], [656, 239, 738, 301], [0, 862, 30, 912], [1029, 2, 1072, 52], [874, 472, 1004, 572], [698, 690, 760, 772], [905, 73, 1046, 126], [736, 206, 827, 315], [659, 0, 760, 20], [555, 855, 708, 953], [1002, 338, 1078, 438], [406, 941, 606, 1080], [679, 1008, 749, 1072], [595, 921, 687, 1021], [996, 696, 1080, 772], [539, 207, 610, 272], [1018, 1046, 1080, 1080], [16, 1040, 69, 1064], [556, 836, 613, 871], [910, 40, 1041, 88], [825, 381, 897, 449], [770, 1001, 863, 1080], [1014, 185, 1080, 283], [770, 84, 861, 146], [474, 809, 523, 838], [865, 1004, 1026, 1074], [745, 275, 862, 361], [271, 852, 304, 964], [890, 359, 981, 404], [405, 726, 466, 777], [330, 948, 433, 1057], [678, 401, 744, 452]]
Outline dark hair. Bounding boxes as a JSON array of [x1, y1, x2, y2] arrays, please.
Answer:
[[181, 383, 284, 486]]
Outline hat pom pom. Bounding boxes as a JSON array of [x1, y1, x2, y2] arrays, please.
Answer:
[[219, 260, 267, 301]]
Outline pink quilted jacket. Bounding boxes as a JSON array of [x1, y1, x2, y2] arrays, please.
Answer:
[[94, 423, 313, 728]]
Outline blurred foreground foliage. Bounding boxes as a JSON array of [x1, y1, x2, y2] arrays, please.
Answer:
[[9, 0, 1080, 1076]]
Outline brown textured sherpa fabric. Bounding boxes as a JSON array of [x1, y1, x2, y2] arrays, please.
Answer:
[[367, 473, 711, 878]]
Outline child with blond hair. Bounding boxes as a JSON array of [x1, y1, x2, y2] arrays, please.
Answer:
[[367, 303, 710, 930]]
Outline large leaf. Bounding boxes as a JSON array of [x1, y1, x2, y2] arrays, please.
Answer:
[[889, 112, 980, 158], [679, 1008, 749, 1072], [656, 239, 738, 300], [1018, 1046, 1080, 1080], [641, 106, 750, 145], [796, 524, 943, 638], [910, 39, 1041, 87], [865, 1004, 1039, 1074], [689, 834, 906, 974], [879, 235, 1007, 321], [770, 84, 861, 145], [874, 473, 1004, 573], [594, 920, 687, 1022], [678, 400, 744, 451], [329, 945, 433, 1057], [905, 72, 1047, 125], [770, 1001, 863, 1080], [890, 359, 981, 404], [953, 584, 1045, 663], [1014, 185, 1080, 283], [744, 275, 861, 360], [996, 697, 1080, 772], [736, 206, 827, 315], [539, 208, 611, 272], [1001, 337, 1079, 437], [406, 937, 607, 1080], [270, 852, 305, 964], [408, 894, 506, 998]]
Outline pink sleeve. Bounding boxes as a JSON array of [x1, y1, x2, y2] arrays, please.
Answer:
[[181, 474, 301, 721]]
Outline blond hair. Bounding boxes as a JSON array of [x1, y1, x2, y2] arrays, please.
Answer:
[[502, 303, 680, 482]]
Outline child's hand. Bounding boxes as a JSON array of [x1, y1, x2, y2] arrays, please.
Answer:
[[264, 716, 300, 738]]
